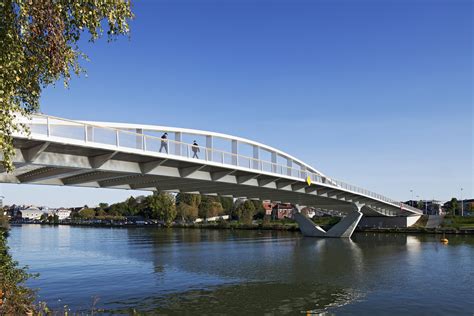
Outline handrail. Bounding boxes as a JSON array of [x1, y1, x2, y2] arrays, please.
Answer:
[[14, 113, 421, 214]]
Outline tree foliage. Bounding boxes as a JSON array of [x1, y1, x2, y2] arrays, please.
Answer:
[[219, 196, 233, 214], [79, 208, 95, 219], [176, 193, 201, 221], [0, 0, 133, 171], [416, 200, 424, 210], [0, 213, 8, 231], [233, 200, 256, 224], [145, 192, 176, 226], [251, 200, 265, 219], [449, 198, 458, 215], [198, 196, 224, 219], [176, 203, 198, 222], [176, 193, 201, 209], [0, 231, 37, 314]]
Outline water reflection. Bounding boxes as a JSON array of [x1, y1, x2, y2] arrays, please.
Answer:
[[7, 226, 474, 314], [110, 230, 420, 313]]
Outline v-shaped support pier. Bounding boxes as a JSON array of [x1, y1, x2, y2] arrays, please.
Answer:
[[294, 203, 363, 238]]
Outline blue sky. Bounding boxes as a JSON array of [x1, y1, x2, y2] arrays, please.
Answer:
[[2, 0, 472, 207]]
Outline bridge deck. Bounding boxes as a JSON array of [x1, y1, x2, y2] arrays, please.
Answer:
[[5, 114, 422, 217]]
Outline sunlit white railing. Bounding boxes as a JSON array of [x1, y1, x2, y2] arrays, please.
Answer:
[[17, 114, 421, 214]]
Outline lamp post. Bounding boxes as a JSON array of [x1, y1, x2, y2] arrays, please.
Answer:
[[461, 188, 463, 217], [410, 190, 414, 206]]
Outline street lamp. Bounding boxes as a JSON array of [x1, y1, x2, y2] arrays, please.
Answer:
[[461, 188, 463, 217], [410, 190, 414, 206]]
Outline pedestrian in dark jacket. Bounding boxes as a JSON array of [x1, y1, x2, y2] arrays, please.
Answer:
[[159, 133, 168, 153], [192, 140, 200, 158]]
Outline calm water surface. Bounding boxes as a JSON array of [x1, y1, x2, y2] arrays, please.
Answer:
[[8, 225, 474, 315]]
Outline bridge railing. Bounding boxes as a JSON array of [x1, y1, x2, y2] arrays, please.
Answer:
[[17, 114, 421, 213]]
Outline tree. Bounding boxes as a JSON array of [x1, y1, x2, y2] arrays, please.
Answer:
[[146, 192, 176, 226], [176, 193, 201, 222], [98, 203, 109, 211], [70, 210, 81, 220], [79, 208, 95, 219], [125, 196, 140, 216], [47, 214, 59, 225], [108, 202, 127, 216], [242, 200, 256, 224], [450, 198, 458, 216], [96, 209, 107, 217], [233, 200, 256, 224], [198, 198, 212, 219], [176, 193, 201, 209], [219, 196, 233, 214], [176, 203, 198, 222], [39, 213, 48, 222], [0, 232, 37, 314], [251, 200, 266, 219], [0, 213, 8, 230], [417, 200, 424, 210], [0, 0, 133, 171], [198, 196, 223, 219], [209, 201, 224, 218]]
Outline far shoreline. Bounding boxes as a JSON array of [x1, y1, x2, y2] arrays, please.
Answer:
[[10, 221, 474, 235]]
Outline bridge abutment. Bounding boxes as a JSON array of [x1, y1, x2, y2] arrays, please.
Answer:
[[357, 215, 421, 228]]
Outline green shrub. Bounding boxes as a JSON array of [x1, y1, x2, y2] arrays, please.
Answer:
[[0, 231, 37, 314]]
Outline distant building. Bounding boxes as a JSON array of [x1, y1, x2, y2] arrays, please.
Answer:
[[20, 207, 45, 220], [442, 199, 474, 215], [300, 207, 316, 218], [6, 204, 26, 218], [461, 199, 474, 214], [404, 200, 423, 209], [405, 200, 444, 215], [262, 200, 273, 216], [53, 208, 72, 220], [425, 200, 444, 215], [271, 203, 294, 220]]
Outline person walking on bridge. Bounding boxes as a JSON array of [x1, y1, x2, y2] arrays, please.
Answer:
[[192, 140, 200, 158], [159, 132, 168, 153]]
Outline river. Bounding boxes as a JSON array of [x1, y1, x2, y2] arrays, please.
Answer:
[[7, 225, 474, 315]]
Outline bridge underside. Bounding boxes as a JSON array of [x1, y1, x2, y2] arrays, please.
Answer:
[[2, 138, 420, 237], [4, 138, 414, 216]]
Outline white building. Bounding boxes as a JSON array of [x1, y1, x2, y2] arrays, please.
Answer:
[[54, 208, 72, 220], [21, 207, 45, 220]]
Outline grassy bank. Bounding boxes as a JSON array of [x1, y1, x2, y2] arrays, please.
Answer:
[[441, 215, 474, 230], [174, 219, 301, 232], [167, 217, 340, 232]]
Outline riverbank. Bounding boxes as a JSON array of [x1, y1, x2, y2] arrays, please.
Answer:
[[357, 227, 474, 235], [12, 220, 474, 235]]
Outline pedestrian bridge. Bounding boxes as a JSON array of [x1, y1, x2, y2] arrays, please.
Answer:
[[5, 114, 422, 237]]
